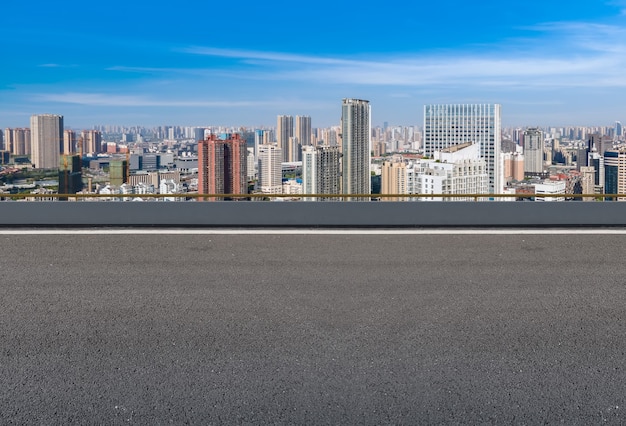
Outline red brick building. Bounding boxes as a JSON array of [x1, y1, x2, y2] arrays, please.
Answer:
[[198, 134, 247, 200]]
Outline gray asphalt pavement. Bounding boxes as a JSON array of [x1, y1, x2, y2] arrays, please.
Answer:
[[1, 233, 626, 424]]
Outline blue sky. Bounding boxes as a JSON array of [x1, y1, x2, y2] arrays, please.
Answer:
[[1, 0, 626, 129]]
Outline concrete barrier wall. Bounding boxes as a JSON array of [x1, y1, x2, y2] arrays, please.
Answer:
[[0, 201, 625, 227]]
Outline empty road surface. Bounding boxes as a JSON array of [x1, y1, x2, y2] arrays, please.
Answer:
[[1, 231, 625, 424]]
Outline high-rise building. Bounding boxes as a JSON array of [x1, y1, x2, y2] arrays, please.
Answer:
[[58, 154, 83, 200], [319, 127, 338, 147], [193, 127, 205, 142], [580, 166, 595, 201], [588, 148, 605, 193], [197, 134, 247, 201], [301, 146, 318, 200], [254, 129, 264, 163], [603, 149, 626, 201], [341, 98, 371, 199], [522, 128, 544, 174], [588, 133, 612, 156], [317, 145, 341, 198], [287, 136, 299, 163], [110, 160, 129, 187], [296, 115, 312, 148], [381, 160, 407, 201], [502, 152, 524, 184], [63, 130, 77, 155], [3, 128, 11, 153], [30, 114, 63, 169], [80, 130, 102, 154], [257, 144, 283, 195], [0, 151, 9, 165], [615, 121, 622, 140], [8, 128, 31, 156], [276, 115, 293, 162], [246, 147, 256, 181], [423, 104, 501, 193], [301, 145, 341, 201]]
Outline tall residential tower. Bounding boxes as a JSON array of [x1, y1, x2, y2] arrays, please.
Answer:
[[276, 115, 293, 162], [302, 145, 341, 201], [341, 98, 371, 198], [296, 115, 312, 148], [30, 114, 63, 169], [198, 134, 248, 200], [522, 127, 544, 174], [257, 144, 283, 195]]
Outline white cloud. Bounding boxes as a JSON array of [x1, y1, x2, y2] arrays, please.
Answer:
[[180, 46, 355, 66], [31, 92, 333, 110], [38, 63, 78, 68], [177, 21, 626, 89], [33, 93, 276, 107]]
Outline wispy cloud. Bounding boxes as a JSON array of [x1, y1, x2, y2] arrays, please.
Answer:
[[38, 63, 77, 68], [177, 21, 626, 89], [180, 46, 354, 66], [179, 49, 626, 88], [106, 65, 214, 76], [31, 92, 333, 110], [33, 93, 277, 107]]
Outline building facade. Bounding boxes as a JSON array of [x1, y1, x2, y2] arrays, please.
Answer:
[[296, 115, 312, 148], [603, 149, 626, 201], [4, 128, 31, 156], [502, 152, 525, 185], [406, 143, 489, 201], [58, 154, 83, 199], [257, 144, 283, 195], [341, 98, 371, 199], [301, 145, 341, 201], [276, 115, 293, 162], [63, 130, 77, 155], [423, 104, 501, 193], [381, 159, 407, 201], [301, 146, 318, 199], [198, 134, 248, 200], [580, 166, 595, 201], [534, 181, 566, 202], [80, 130, 103, 155], [522, 127, 544, 174], [30, 114, 63, 169]]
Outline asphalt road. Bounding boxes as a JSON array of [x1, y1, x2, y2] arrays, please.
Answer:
[[1, 233, 626, 424]]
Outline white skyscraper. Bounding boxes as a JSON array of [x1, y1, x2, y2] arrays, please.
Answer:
[[301, 146, 318, 201], [423, 104, 501, 193], [341, 98, 371, 199], [30, 114, 63, 169], [257, 144, 283, 194]]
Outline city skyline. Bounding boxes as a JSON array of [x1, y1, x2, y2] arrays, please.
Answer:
[[2, 1, 626, 128]]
